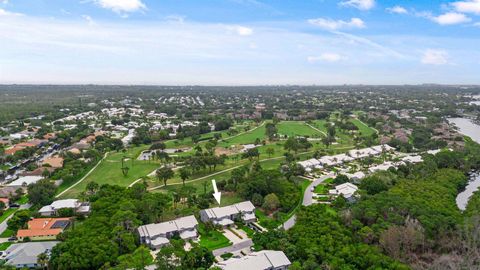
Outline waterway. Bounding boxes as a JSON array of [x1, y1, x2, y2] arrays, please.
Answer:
[[448, 117, 480, 210]]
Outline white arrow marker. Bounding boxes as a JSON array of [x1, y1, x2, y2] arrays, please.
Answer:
[[212, 179, 221, 205]]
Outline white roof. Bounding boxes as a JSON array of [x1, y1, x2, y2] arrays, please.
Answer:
[[201, 201, 255, 220], [235, 201, 255, 213], [331, 183, 358, 198], [38, 205, 53, 214], [214, 218, 234, 226], [173, 215, 198, 230], [426, 149, 442, 155], [402, 155, 423, 163], [7, 176, 43, 187], [345, 171, 366, 180], [242, 212, 256, 222], [4, 241, 59, 266], [150, 237, 170, 247], [179, 229, 197, 240], [217, 250, 291, 270], [204, 206, 239, 220], [138, 215, 198, 238], [51, 199, 78, 209], [369, 162, 394, 173]]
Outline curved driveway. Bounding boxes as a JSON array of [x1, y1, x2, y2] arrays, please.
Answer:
[[282, 173, 334, 230]]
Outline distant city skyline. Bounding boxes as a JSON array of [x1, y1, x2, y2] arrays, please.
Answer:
[[1, 0, 480, 85]]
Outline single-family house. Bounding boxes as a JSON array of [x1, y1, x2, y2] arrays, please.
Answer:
[[345, 171, 366, 182], [16, 218, 70, 241], [41, 156, 64, 168], [0, 197, 9, 209], [38, 199, 91, 217], [215, 250, 291, 270], [7, 176, 43, 189], [1, 241, 59, 269], [368, 162, 395, 173], [329, 183, 359, 202], [199, 201, 256, 227], [138, 215, 198, 249], [402, 155, 423, 164]]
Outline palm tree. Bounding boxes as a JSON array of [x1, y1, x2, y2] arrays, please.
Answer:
[[179, 167, 191, 186], [37, 252, 49, 270]]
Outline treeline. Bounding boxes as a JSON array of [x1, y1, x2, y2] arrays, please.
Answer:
[[252, 141, 480, 269], [49, 183, 171, 269], [254, 204, 409, 269]]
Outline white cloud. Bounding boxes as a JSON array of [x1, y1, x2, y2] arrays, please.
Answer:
[[94, 0, 146, 13], [82, 15, 95, 26], [421, 49, 448, 65], [340, 0, 375, 10], [475, 22, 480, 27], [308, 18, 365, 30], [229, 26, 253, 36], [2, 0, 9, 4], [386, 6, 408, 14], [431, 12, 471, 25], [0, 8, 22, 16], [165, 15, 186, 23], [452, 0, 480, 15], [1, 11, 478, 85], [332, 31, 406, 59], [308, 53, 345, 63]]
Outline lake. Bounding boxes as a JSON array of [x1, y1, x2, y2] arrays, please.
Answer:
[[448, 117, 480, 210]]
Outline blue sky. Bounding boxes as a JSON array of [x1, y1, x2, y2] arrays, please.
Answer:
[[0, 0, 479, 85]]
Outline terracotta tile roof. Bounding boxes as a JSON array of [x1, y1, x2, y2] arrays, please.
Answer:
[[43, 133, 57, 140], [17, 228, 63, 238], [42, 156, 64, 168], [28, 218, 70, 230], [5, 146, 26, 155], [16, 218, 70, 238]]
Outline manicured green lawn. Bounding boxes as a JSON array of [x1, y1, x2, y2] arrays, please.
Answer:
[[311, 120, 329, 133], [220, 253, 234, 260], [198, 223, 231, 250], [0, 228, 14, 238], [255, 209, 281, 229], [277, 121, 324, 138], [238, 224, 255, 238], [219, 123, 266, 146], [59, 145, 160, 198], [314, 184, 329, 194], [16, 195, 28, 205], [0, 208, 16, 223], [350, 119, 376, 137], [0, 242, 12, 251]]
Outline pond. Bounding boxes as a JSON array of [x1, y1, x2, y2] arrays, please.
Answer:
[[448, 117, 480, 210]]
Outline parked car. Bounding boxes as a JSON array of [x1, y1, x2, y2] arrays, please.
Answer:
[[8, 236, 17, 242], [9, 203, 20, 208]]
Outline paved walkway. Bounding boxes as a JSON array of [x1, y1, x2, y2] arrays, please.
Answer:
[[220, 122, 265, 142], [223, 229, 244, 244], [305, 123, 327, 137], [55, 152, 109, 198], [147, 155, 286, 191]]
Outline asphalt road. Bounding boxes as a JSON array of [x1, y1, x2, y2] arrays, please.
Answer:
[[212, 239, 253, 257]]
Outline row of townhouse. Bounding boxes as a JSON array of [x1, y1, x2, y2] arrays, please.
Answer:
[[137, 201, 256, 250], [298, 144, 395, 171]]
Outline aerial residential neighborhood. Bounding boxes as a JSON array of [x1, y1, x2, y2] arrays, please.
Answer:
[[0, 84, 478, 269], [1, 0, 480, 269]]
